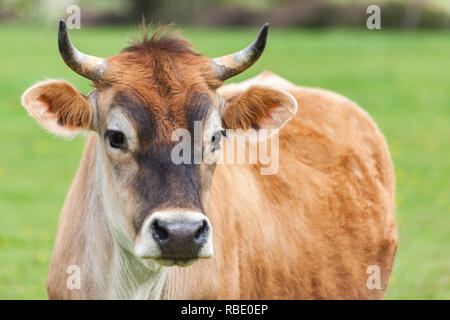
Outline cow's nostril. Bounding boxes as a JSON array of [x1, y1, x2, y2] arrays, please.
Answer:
[[195, 220, 208, 243], [152, 220, 169, 243]]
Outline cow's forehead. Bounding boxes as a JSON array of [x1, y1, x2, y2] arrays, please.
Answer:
[[97, 37, 222, 93]]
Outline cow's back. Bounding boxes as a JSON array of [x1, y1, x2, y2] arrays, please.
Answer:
[[207, 72, 397, 299]]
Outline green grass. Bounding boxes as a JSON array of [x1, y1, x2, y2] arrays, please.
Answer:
[[0, 23, 449, 299]]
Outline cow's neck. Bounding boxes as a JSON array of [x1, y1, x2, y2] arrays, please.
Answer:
[[105, 242, 168, 299]]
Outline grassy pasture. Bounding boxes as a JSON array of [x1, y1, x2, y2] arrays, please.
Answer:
[[0, 23, 448, 299]]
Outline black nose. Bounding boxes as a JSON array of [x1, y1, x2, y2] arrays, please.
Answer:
[[151, 219, 209, 258]]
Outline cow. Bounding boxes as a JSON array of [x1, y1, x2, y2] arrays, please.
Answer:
[[21, 20, 397, 299]]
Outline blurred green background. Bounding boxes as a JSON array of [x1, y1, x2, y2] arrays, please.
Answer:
[[0, 0, 449, 299]]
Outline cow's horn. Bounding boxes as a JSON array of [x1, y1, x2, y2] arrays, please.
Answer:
[[212, 23, 269, 81], [58, 20, 107, 82]]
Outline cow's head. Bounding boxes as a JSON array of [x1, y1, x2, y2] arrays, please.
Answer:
[[21, 21, 297, 267]]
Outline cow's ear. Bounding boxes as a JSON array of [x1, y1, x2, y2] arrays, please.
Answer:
[[21, 80, 92, 137], [221, 85, 297, 136]]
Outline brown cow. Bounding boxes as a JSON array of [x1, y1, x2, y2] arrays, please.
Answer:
[[21, 21, 397, 299]]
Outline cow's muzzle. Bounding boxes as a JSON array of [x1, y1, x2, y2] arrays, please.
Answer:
[[135, 210, 213, 266]]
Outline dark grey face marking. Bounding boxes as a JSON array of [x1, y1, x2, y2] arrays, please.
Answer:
[[108, 92, 215, 233]]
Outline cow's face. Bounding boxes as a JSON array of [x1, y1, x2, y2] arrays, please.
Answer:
[[21, 21, 297, 267], [91, 82, 223, 267]]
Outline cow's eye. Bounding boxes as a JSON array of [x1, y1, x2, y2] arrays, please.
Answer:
[[211, 131, 223, 145], [105, 130, 127, 149], [211, 130, 226, 143], [209, 130, 223, 153]]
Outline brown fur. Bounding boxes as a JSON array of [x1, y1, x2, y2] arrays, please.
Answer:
[[44, 72, 396, 299], [222, 86, 284, 129], [38, 81, 91, 129], [26, 26, 396, 299], [207, 75, 397, 299]]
